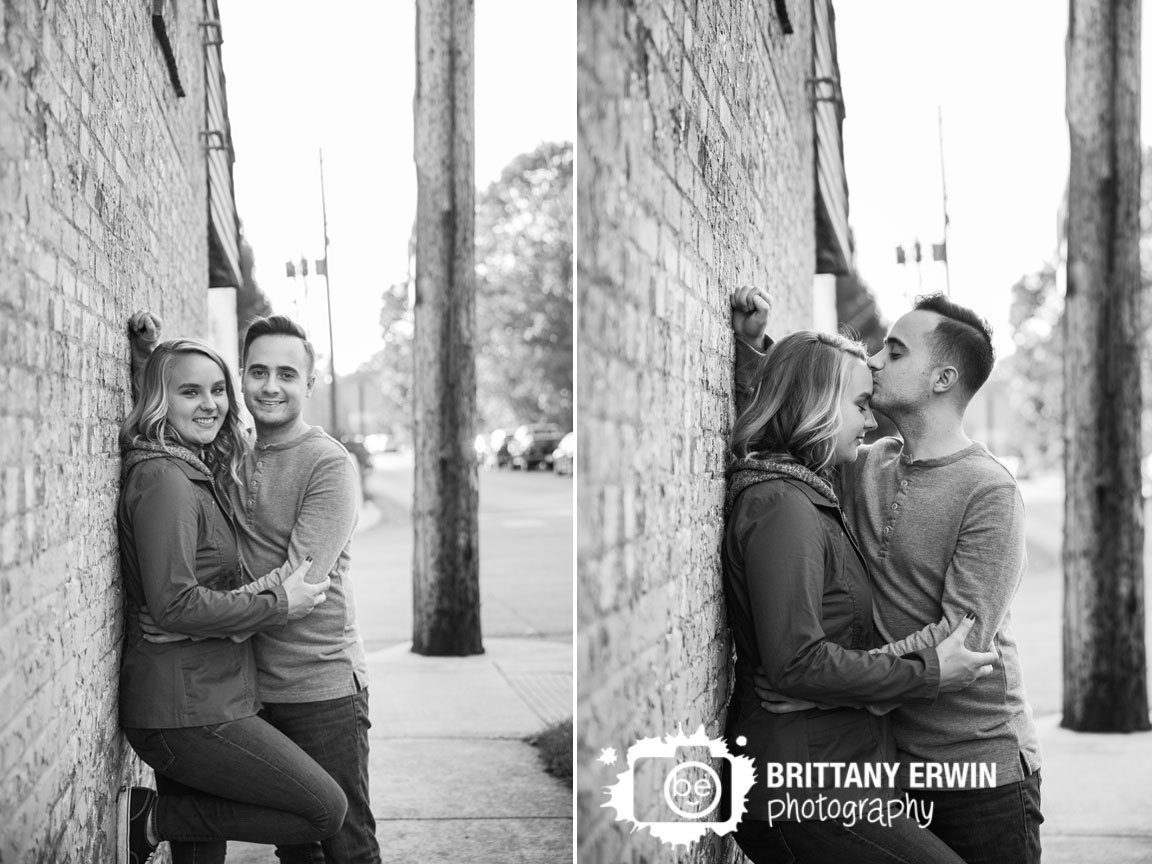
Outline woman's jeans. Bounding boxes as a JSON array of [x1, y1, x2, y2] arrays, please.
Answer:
[[124, 715, 347, 864], [735, 814, 967, 864]]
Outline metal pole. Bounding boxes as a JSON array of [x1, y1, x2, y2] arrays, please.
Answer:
[[358, 377, 366, 435], [938, 106, 952, 296], [320, 148, 338, 436]]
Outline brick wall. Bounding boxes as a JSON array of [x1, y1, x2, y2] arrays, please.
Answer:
[[0, 0, 212, 858], [577, 0, 818, 860]]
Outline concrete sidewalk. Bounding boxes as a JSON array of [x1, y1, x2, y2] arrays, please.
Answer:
[[225, 637, 572, 863], [1035, 713, 1152, 862], [1012, 474, 1152, 862]]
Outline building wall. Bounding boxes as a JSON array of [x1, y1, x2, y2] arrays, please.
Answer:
[[0, 1, 215, 858], [577, 1, 819, 860]]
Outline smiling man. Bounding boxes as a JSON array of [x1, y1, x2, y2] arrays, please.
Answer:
[[129, 313, 381, 864], [731, 289, 1042, 864]]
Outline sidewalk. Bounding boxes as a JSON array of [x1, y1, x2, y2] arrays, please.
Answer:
[[1035, 713, 1152, 862], [225, 637, 572, 863], [1014, 474, 1152, 862]]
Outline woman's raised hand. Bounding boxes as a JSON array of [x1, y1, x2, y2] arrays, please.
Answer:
[[283, 556, 331, 620], [937, 614, 999, 692], [730, 286, 772, 345]]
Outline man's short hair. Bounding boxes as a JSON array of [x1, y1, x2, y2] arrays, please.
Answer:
[[914, 293, 995, 396], [242, 315, 316, 375]]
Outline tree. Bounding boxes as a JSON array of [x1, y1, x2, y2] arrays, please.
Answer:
[[1005, 263, 1063, 470], [1063, 0, 1148, 731], [358, 278, 416, 445], [411, 0, 482, 656], [475, 142, 573, 432]]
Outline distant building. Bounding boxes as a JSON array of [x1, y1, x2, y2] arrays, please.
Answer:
[[577, 1, 851, 861], [0, 0, 241, 857]]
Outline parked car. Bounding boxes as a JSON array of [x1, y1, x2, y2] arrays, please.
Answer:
[[474, 433, 490, 466], [507, 423, 565, 471], [364, 432, 398, 454], [485, 429, 513, 469], [552, 431, 574, 476]]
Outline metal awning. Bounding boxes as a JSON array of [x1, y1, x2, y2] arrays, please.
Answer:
[[812, 0, 851, 275], [203, 0, 241, 288]]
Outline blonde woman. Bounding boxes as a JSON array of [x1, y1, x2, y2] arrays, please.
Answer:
[[115, 339, 344, 864], [723, 330, 993, 863]]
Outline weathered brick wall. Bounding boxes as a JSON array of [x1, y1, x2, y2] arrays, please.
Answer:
[[0, 0, 210, 859], [577, 1, 817, 860]]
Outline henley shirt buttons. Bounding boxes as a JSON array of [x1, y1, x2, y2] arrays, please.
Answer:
[[891, 503, 899, 510], [900, 480, 908, 487], [883, 526, 892, 535]]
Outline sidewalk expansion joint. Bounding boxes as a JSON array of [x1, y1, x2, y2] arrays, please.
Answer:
[[494, 666, 572, 728]]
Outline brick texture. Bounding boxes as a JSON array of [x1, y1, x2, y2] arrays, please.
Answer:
[[0, 1, 212, 859], [577, 1, 818, 860]]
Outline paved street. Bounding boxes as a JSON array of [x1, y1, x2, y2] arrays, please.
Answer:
[[1014, 472, 1152, 718], [356, 453, 573, 652]]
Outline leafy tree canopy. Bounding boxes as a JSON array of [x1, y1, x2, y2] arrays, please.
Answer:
[[475, 141, 573, 432], [361, 141, 574, 440]]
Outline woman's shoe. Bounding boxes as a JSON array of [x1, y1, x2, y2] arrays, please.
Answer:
[[116, 785, 159, 864]]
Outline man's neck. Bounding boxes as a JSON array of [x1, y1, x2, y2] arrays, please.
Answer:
[[891, 409, 971, 462], [255, 418, 312, 448]]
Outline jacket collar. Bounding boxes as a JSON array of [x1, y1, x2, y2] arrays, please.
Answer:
[[165, 457, 214, 483], [781, 476, 840, 510], [123, 441, 213, 482], [726, 456, 838, 517]]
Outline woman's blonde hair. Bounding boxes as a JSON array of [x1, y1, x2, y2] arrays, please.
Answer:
[[120, 338, 249, 486], [730, 331, 869, 474]]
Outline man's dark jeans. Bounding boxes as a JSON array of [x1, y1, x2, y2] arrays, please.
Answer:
[[261, 688, 381, 864], [906, 770, 1043, 864], [735, 814, 967, 864], [124, 716, 347, 864]]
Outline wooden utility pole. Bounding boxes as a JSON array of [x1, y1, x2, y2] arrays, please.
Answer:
[[1063, 0, 1148, 731], [411, 0, 482, 655]]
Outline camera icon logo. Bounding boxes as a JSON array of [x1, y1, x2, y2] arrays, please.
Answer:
[[633, 753, 725, 822], [662, 760, 723, 819], [601, 726, 756, 848]]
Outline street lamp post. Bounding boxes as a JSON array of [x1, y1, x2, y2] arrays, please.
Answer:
[[319, 148, 338, 437], [282, 151, 338, 438], [893, 107, 952, 297]]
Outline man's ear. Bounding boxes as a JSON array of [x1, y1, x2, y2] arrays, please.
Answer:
[[306, 375, 316, 396], [933, 365, 960, 394]]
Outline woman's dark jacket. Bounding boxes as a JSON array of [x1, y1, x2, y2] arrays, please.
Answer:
[[723, 468, 940, 820], [118, 451, 288, 728]]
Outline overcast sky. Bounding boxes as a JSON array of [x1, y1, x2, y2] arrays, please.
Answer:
[[836, 2, 1150, 358], [221, 4, 1148, 372], [221, 1, 575, 374]]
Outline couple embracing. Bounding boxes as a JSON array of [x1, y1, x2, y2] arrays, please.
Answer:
[[115, 313, 380, 864], [723, 287, 1042, 864]]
